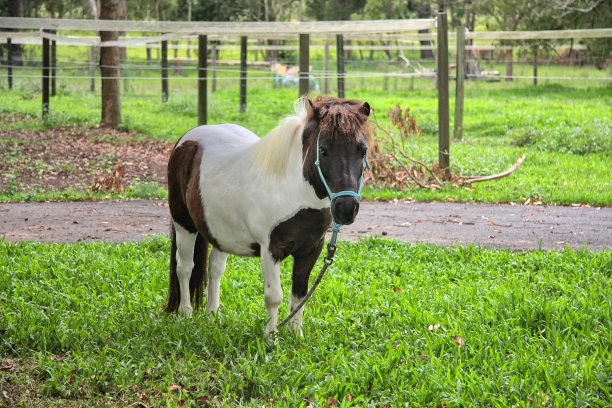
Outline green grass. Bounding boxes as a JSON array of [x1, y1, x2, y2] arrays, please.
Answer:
[[1, 238, 610, 406], [1, 69, 611, 205]]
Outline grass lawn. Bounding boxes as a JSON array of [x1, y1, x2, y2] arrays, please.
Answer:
[[1, 237, 610, 407]]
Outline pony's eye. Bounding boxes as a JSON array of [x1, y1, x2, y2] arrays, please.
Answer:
[[319, 147, 328, 156]]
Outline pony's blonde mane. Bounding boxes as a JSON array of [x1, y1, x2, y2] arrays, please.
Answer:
[[249, 98, 308, 178]]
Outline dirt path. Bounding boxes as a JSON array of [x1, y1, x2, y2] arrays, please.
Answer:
[[1, 200, 610, 251]]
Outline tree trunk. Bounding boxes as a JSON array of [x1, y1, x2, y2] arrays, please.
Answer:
[[408, 2, 434, 60], [418, 29, 434, 60], [99, 0, 121, 127], [6, 0, 24, 67], [505, 48, 513, 82]]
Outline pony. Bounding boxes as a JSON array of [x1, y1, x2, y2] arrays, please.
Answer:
[[165, 96, 371, 336]]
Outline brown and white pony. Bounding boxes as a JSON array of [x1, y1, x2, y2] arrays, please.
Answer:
[[165, 96, 370, 336]]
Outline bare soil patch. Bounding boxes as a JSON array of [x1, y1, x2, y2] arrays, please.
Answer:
[[1, 200, 610, 251], [0, 116, 172, 196]]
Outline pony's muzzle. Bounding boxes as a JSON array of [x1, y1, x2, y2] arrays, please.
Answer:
[[332, 196, 360, 225]]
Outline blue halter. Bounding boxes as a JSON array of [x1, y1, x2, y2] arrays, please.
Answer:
[[314, 131, 370, 248]]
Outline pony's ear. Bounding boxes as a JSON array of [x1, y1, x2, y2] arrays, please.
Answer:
[[306, 98, 319, 120], [360, 102, 371, 118]]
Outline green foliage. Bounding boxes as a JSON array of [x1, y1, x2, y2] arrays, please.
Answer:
[[510, 118, 611, 156], [583, 38, 612, 70], [1, 238, 610, 406], [305, 0, 367, 21]]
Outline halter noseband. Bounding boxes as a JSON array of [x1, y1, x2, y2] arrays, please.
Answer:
[[314, 130, 370, 247]]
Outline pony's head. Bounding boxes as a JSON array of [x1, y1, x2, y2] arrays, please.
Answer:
[[302, 96, 371, 225]]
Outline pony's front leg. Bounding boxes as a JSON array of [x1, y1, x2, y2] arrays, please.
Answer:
[[289, 239, 325, 336], [205, 248, 228, 315], [261, 250, 283, 337]]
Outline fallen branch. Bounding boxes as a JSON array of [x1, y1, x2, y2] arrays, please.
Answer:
[[398, 150, 443, 186], [460, 154, 526, 185], [391, 152, 428, 188]]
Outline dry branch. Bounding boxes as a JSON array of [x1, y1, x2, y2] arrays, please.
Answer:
[[368, 105, 526, 192], [459, 154, 526, 185]]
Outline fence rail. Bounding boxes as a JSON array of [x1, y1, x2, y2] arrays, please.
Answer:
[[0, 17, 436, 36], [2, 26, 610, 47]]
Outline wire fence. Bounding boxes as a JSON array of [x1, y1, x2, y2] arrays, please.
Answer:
[[0, 20, 610, 114]]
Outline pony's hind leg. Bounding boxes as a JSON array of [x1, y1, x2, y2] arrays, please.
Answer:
[[171, 222, 206, 317], [205, 248, 228, 315]]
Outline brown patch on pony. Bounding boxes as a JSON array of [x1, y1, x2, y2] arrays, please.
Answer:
[[268, 208, 331, 263], [167, 140, 221, 249]]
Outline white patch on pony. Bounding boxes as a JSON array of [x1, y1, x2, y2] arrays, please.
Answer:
[[173, 222, 198, 317], [205, 248, 228, 315]]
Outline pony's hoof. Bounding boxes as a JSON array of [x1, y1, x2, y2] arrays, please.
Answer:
[[289, 322, 304, 337], [179, 305, 193, 318], [264, 326, 279, 342], [205, 310, 222, 323]]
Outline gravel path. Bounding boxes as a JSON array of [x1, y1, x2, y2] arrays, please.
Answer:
[[1, 200, 610, 251]]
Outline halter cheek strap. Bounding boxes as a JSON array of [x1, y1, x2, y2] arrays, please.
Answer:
[[314, 131, 370, 249]]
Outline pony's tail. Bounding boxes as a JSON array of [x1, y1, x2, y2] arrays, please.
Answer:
[[190, 232, 208, 311], [164, 224, 208, 313]]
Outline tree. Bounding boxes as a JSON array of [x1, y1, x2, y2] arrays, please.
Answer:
[[476, 0, 532, 81], [99, 0, 121, 127], [551, 0, 611, 69], [305, 0, 367, 21]]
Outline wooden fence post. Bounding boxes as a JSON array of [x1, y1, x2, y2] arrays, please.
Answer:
[[121, 59, 128, 94], [89, 46, 95, 92], [7, 38, 12, 89], [437, 12, 450, 178], [51, 31, 56, 96], [42, 32, 50, 118], [161, 39, 168, 102], [211, 42, 217, 93], [323, 42, 329, 94], [299, 33, 309, 97], [533, 47, 538, 86], [336, 34, 345, 98], [240, 36, 247, 112], [454, 25, 465, 141], [198, 34, 207, 126]]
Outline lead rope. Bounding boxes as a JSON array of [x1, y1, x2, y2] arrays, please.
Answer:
[[278, 132, 368, 329]]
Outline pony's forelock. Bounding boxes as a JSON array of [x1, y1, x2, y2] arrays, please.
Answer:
[[313, 97, 370, 142]]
